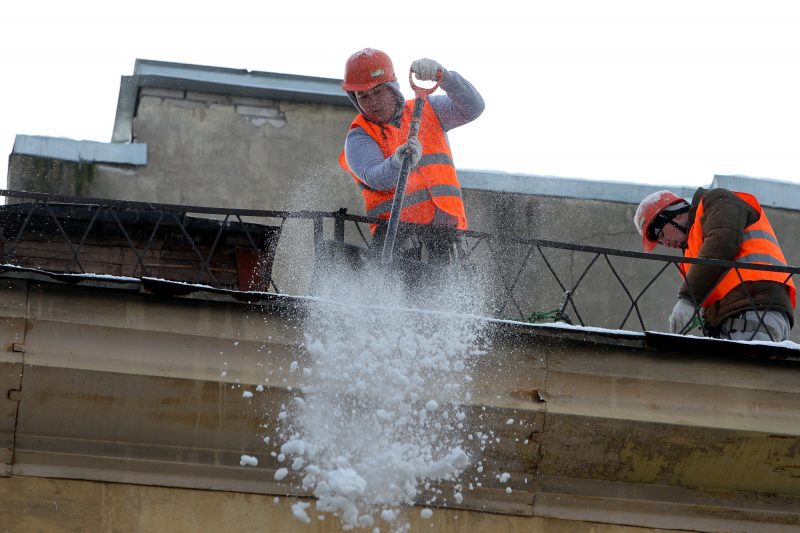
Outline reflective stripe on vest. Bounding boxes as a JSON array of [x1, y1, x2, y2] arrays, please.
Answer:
[[367, 184, 463, 218], [684, 191, 796, 308], [735, 253, 787, 268], [352, 152, 454, 191], [418, 153, 454, 168], [742, 229, 780, 248]]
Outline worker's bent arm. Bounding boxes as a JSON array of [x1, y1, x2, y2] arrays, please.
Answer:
[[344, 127, 402, 191], [429, 70, 485, 131], [679, 190, 753, 302]]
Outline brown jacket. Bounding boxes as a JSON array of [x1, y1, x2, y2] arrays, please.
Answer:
[[678, 187, 794, 327]]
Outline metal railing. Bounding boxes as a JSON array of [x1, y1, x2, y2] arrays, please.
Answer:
[[457, 226, 796, 341], [1, 190, 796, 339]]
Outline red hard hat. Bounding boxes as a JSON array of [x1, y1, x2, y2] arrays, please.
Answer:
[[342, 48, 396, 92], [633, 190, 687, 252]]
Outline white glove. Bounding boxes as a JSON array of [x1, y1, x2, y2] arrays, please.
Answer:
[[411, 58, 444, 81], [392, 137, 422, 167], [669, 298, 701, 334]]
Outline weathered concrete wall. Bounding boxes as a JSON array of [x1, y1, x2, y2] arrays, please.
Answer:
[[89, 88, 363, 213], [0, 476, 677, 533], [1, 275, 798, 532], [7, 155, 98, 197]]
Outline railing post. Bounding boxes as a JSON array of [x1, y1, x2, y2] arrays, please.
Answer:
[[334, 208, 347, 242], [313, 215, 324, 254]]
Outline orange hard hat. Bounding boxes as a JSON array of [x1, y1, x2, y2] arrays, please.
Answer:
[[342, 48, 396, 92], [633, 190, 687, 252]]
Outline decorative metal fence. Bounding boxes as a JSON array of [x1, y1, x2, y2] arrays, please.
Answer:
[[1, 189, 796, 340]]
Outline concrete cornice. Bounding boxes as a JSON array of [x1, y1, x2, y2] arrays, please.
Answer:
[[2, 275, 799, 531], [12, 134, 147, 166], [459, 169, 699, 205], [459, 169, 800, 211]]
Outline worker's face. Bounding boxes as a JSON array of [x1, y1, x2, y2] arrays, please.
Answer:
[[355, 83, 397, 124], [655, 213, 689, 250]]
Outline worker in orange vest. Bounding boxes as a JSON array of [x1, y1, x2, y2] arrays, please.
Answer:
[[634, 188, 795, 341], [338, 48, 484, 265]]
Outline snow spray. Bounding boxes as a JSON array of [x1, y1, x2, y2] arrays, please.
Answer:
[[274, 254, 489, 532]]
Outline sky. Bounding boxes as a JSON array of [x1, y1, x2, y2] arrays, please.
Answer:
[[2, 0, 800, 190]]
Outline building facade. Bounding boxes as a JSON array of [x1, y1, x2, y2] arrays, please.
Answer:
[[2, 59, 799, 532]]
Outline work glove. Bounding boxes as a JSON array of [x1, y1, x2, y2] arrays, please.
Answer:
[[669, 298, 702, 334], [411, 58, 444, 81], [392, 137, 422, 167]]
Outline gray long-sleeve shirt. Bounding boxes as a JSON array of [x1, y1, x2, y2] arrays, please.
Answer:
[[343, 70, 485, 191]]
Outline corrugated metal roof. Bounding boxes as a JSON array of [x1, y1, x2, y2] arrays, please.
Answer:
[[12, 134, 147, 165]]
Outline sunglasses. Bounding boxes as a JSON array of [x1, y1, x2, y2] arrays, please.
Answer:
[[648, 214, 684, 241]]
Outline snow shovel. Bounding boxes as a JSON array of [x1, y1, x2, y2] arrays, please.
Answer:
[[380, 68, 443, 265]]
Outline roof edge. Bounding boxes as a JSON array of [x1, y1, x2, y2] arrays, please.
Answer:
[[458, 169, 800, 211], [12, 134, 147, 166], [111, 58, 352, 147]]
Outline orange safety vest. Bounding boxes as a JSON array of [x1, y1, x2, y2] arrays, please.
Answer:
[[339, 100, 467, 232], [683, 191, 796, 308]]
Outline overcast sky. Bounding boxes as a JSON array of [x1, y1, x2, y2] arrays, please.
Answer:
[[2, 0, 799, 191]]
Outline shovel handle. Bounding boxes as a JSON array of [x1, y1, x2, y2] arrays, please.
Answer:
[[409, 69, 443, 98], [379, 69, 443, 265], [380, 102, 421, 265]]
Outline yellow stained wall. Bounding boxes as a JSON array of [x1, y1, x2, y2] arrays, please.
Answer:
[[0, 476, 680, 533]]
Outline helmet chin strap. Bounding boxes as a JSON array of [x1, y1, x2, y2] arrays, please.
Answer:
[[363, 87, 404, 127], [659, 218, 689, 249], [670, 218, 689, 251], [387, 92, 404, 127]]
